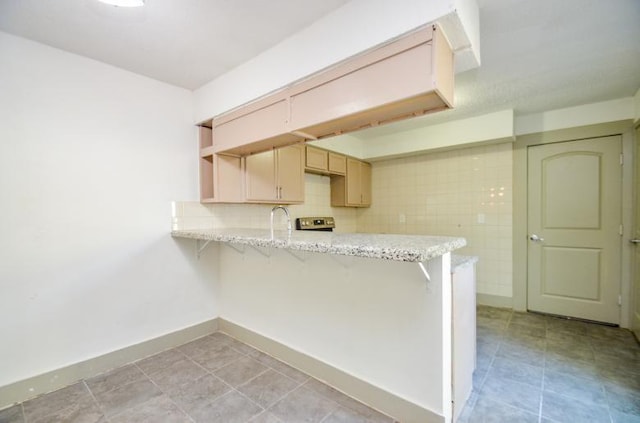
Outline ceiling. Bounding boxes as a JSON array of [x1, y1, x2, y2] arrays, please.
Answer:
[[0, 0, 639, 130], [354, 0, 640, 138], [0, 0, 349, 90]]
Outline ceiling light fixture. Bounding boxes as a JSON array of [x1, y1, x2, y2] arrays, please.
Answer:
[[98, 0, 145, 7]]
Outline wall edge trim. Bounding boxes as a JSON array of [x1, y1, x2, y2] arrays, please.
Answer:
[[219, 318, 445, 423], [0, 318, 220, 410], [476, 293, 513, 309]]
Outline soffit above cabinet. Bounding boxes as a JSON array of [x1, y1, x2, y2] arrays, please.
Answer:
[[212, 24, 455, 157]]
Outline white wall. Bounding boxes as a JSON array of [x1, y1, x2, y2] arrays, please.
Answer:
[[219, 247, 452, 418], [0, 32, 219, 387], [360, 109, 514, 160], [515, 97, 636, 136]]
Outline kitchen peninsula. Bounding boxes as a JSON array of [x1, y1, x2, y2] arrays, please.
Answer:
[[172, 228, 472, 423]]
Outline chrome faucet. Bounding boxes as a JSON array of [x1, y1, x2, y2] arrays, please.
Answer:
[[270, 205, 292, 237]]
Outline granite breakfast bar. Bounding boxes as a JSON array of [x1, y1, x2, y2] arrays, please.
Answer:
[[172, 228, 471, 423], [171, 227, 466, 262]]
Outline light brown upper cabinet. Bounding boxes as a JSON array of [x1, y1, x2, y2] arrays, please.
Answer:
[[305, 145, 328, 173], [245, 144, 304, 204], [305, 145, 348, 176], [328, 152, 346, 175], [212, 99, 302, 157], [212, 24, 453, 156], [331, 158, 371, 207], [199, 126, 243, 203], [289, 25, 452, 140]]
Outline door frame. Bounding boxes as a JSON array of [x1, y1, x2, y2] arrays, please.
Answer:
[[633, 123, 640, 336], [513, 121, 636, 327]]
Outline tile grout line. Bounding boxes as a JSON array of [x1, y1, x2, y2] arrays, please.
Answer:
[[131, 361, 196, 423], [586, 330, 616, 423], [463, 308, 511, 419], [226, 388, 266, 421], [589, 334, 618, 423], [238, 369, 307, 411], [247, 410, 284, 423], [139, 332, 301, 422], [538, 322, 548, 423], [190, 335, 276, 421], [81, 379, 110, 423], [316, 401, 340, 423], [302, 377, 395, 422], [20, 402, 27, 423]]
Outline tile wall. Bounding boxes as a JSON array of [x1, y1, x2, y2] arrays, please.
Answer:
[[174, 143, 513, 299], [357, 143, 513, 298], [172, 173, 358, 233]]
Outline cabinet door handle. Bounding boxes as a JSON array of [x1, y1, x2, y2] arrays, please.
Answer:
[[630, 239, 640, 244]]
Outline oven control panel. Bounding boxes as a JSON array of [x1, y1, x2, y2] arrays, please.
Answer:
[[295, 217, 335, 230]]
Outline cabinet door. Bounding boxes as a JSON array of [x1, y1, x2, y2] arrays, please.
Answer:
[[328, 152, 346, 175], [305, 145, 328, 172], [360, 161, 372, 206], [346, 158, 362, 206], [277, 144, 305, 203], [289, 42, 436, 138], [245, 149, 277, 201], [215, 155, 244, 202], [331, 158, 371, 207], [213, 99, 292, 154]]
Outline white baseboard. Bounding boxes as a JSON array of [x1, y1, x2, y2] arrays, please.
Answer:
[[2, 317, 449, 423], [219, 318, 445, 423], [476, 293, 513, 309], [0, 318, 219, 410], [633, 311, 640, 341]]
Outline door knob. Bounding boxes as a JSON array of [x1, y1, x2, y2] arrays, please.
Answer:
[[630, 239, 640, 244], [529, 234, 544, 242]]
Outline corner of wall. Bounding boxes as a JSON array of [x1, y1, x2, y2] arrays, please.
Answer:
[[515, 97, 635, 136], [360, 109, 514, 160], [634, 88, 640, 123]]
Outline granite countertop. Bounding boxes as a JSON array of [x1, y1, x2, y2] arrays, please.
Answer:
[[171, 228, 466, 263], [451, 255, 479, 273]]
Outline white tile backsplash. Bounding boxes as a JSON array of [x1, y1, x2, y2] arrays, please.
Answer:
[[174, 143, 514, 299], [357, 143, 513, 299], [173, 173, 358, 233]]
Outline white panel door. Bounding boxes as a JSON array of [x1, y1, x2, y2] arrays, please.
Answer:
[[527, 136, 622, 324]]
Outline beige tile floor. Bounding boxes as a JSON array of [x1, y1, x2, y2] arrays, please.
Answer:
[[0, 332, 393, 423], [1, 307, 638, 423]]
